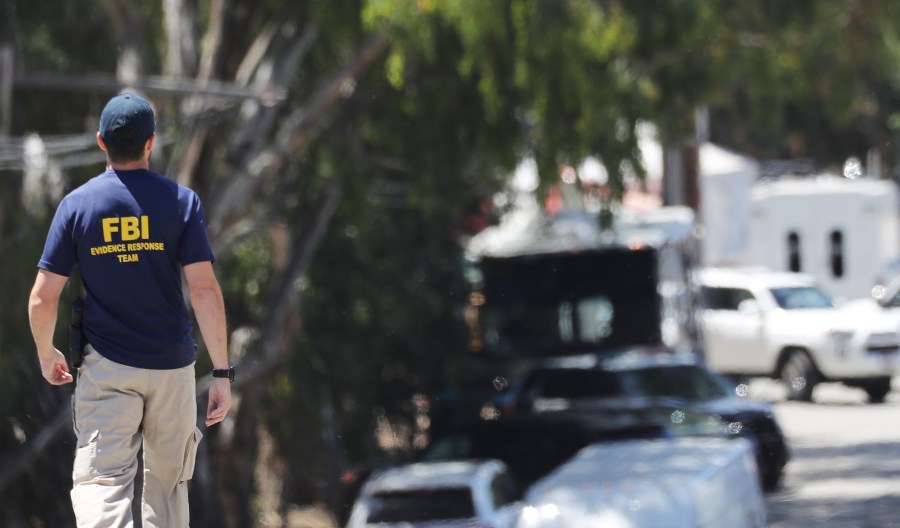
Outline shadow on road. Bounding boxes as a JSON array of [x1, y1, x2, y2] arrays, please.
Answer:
[[768, 494, 900, 528], [766, 439, 900, 527]]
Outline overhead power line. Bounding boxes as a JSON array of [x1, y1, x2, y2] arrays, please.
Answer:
[[14, 71, 287, 105], [0, 132, 174, 172]]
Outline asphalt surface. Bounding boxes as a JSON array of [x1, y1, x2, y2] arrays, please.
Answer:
[[749, 379, 900, 528]]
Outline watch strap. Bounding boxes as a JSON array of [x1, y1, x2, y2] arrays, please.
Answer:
[[212, 366, 235, 382]]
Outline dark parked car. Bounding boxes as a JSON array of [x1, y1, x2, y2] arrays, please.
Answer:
[[336, 407, 672, 525], [500, 353, 790, 492], [419, 409, 672, 489]]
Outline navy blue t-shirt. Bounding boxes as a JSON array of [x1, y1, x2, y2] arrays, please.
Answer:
[[38, 169, 215, 369]]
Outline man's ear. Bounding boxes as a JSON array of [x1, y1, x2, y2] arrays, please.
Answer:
[[145, 134, 155, 154], [96, 132, 108, 152]]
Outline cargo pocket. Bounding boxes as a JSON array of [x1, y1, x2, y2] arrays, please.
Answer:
[[179, 427, 203, 482], [72, 429, 100, 484], [70, 394, 79, 437]]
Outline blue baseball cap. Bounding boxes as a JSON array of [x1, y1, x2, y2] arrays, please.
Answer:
[[99, 92, 156, 146]]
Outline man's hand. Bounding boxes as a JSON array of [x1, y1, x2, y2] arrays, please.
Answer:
[[206, 377, 232, 427], [39, 348, 73, 385], [29, 269, 70, 386]]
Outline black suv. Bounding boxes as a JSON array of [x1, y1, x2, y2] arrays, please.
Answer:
[[501, 354, 790, 492]]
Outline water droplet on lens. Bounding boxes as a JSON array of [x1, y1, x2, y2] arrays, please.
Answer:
[[493, 376, 508, 391]]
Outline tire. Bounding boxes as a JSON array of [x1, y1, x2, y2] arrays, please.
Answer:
[[780, 351, 818, 402], [861, 377, 891, 404], [760, 461, 784, 493]]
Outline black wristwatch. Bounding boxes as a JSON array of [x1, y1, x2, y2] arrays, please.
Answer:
[[212, 366, 235, 382]]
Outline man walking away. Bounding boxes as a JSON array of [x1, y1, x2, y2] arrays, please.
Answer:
[[28, 92, 233, 528]]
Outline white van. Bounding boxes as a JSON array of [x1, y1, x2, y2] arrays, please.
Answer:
[[517, 437, 766, 528]]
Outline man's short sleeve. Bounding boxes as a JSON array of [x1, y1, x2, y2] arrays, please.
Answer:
[[178, 192, 215, 265], [38, 199, 76, 276]]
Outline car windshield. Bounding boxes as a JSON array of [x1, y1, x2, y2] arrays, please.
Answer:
[[769, 286, 834, 309], [619, 365, 732, 401], [366, 488, 475, 523]]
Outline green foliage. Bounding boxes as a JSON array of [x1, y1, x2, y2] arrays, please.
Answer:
[[12, 1, 163, 135], [218, 234, 274, 322], [10, 0, 900, 524], [698, 1, 900, 164], [365, 0, 651, 198]]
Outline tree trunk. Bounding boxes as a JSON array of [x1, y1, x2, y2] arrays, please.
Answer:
[[163, 0, 198, 78], [99, 0, 147, 87], [187, 179, 340, 525]]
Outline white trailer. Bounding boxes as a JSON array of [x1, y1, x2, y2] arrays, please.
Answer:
[[744, 174, 899, 300], [517, 437, 766, 528]]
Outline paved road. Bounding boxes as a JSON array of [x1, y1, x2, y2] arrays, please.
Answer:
[[747, 379, 900, 527]]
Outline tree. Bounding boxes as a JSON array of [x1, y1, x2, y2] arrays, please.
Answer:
[[7, 1, 900, 527]]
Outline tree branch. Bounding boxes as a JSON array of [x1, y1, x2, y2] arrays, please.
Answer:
[[207, 34, 389, 243], [236, 178, 340, 389]]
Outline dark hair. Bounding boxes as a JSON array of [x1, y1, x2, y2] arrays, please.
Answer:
[[104, 127, 147, 162]]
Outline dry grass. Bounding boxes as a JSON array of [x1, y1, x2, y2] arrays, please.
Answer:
[[282, 504, 339, 528]]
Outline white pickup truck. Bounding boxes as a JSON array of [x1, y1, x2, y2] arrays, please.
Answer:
[[699, 267, 900, 402], [517, 437, 766, 528]]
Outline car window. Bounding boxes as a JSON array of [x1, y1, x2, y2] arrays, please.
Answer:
[[769, 286, 834, 309], [700, 286, 755, 310], [575, 296, 615, 342], [621, 365, 732, 401], [366, 488, 475, 523], [524, 369, 625, 400]]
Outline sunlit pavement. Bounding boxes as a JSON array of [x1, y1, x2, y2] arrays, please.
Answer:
[[748, 378, 900, 527]]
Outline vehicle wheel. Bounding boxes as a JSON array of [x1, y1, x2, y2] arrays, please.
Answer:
[[861, 377, 891, 404], [759, 461, 784, 492], [780, 351, 818, 402]]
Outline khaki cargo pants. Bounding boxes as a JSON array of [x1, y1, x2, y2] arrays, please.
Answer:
[[71, 345, 202, 528]]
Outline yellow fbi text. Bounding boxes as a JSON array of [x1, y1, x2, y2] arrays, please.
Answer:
[[90, 215, 166, 262], [102, 215, 150, 242]]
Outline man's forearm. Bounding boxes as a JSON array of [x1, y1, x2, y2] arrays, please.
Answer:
[[190, 286, 229, 368], [28, 291, 59, 357]]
